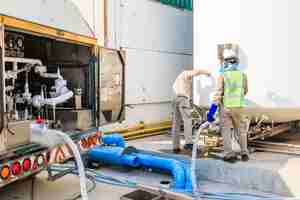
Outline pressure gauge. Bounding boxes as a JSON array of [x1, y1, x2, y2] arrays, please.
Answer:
[[8, 38, 14, 48], [16, 37, 24, 49]]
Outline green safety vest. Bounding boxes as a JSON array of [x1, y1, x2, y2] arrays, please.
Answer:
[[223, 70, 245, 108]]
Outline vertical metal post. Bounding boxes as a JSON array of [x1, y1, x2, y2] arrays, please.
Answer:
[[90, 46, 98, 126], [97, 47, 102, 127], [0, 23, 5, 134]]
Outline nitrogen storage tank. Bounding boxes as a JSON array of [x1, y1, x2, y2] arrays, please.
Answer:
[[194, 0, 300, 122]]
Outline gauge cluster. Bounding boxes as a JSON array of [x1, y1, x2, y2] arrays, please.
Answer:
[[5, 32, 25, 58]]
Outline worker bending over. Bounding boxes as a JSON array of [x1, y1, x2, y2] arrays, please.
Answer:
[[172, 68, 211, 153], [214, 48, 249, 162]]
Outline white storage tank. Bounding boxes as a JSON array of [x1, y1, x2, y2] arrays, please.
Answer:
[[194, 0, 300, 122]]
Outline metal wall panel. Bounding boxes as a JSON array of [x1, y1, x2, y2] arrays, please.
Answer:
[[105, 0, 193, 53], [72, 0, 105, 46], [120, 0, 193, 54], [125, 48, 192, 104], [104, 0, 193, 125], [124, 103, 172, 125], [0, 0, 94, 37], [105, 0, 122, 49]]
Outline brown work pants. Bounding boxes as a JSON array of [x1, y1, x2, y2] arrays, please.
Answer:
[[220, 107, 249, 155]]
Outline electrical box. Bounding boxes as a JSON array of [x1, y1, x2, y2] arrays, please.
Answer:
[[55, 109, 93, 131], [0, 121, 31, 154]]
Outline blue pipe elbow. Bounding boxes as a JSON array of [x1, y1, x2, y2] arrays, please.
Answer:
[[88, 145, 192, 190], [101, 134, 125, 148], [135, 153, 186, 189]]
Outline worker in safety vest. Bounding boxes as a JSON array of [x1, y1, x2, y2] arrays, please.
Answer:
[[172, 69, 211, 153], [214, 48, 249, 162]]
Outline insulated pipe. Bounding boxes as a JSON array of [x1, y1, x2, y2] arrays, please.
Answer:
[[101, 134, 125, 148], [103, 121, 171, 135], [104, 123, 145, 134], [43, 90, 74, 106], [38, 72, 61, 79], [124, 131, 167, 141], [121, 125, 171, 138], [35, 66, 62, 79]]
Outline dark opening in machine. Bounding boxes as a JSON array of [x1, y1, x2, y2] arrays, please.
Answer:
[[4, 30, 96, 132]]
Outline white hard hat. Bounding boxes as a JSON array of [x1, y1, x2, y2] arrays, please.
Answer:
[[223, 49, 237, 59]]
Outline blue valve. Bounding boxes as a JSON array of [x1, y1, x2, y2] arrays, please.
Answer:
[[207, 103, 218, 122]]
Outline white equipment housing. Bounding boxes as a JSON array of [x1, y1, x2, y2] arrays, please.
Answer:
[[194, 0, 300, 122]]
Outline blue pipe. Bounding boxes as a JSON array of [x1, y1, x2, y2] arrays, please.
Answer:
[[135, 153, 186, 189], [88, 146, 139, 167], [101, 133, 125, 148], [88, 146, 190, 190]]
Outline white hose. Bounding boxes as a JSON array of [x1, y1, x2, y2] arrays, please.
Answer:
[[54, 131, 89, 200], [191, 121, 210, 198], [31, 124, 88, 200], [39, 72, 61, 79], [43, 91, 74, 106]]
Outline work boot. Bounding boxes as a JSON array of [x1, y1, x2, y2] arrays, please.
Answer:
[[223, 152, 238, 163], [241, 154, 249, 162], [173, 148, 181, 154], [183, 143, 193, 151]]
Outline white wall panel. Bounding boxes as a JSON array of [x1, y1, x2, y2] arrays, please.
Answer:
[[125, 48, 192, 104], [101, 103, 172, 129], [0, 0, 95, 37], [105, 0, 122, 49], [120, 0, 192, 54], [105, 0, 192, 53], [103, 0, 193, 124], [124, 103, 172, 126]]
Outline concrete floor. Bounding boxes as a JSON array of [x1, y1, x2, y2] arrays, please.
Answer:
[[0, 169, 277, 200], [0, 134, 297, 200], [0, 172, 134, 200], [129, 134, 300, 197]]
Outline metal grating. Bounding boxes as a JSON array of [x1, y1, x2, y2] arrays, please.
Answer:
[[120, 189, 175, 200]]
